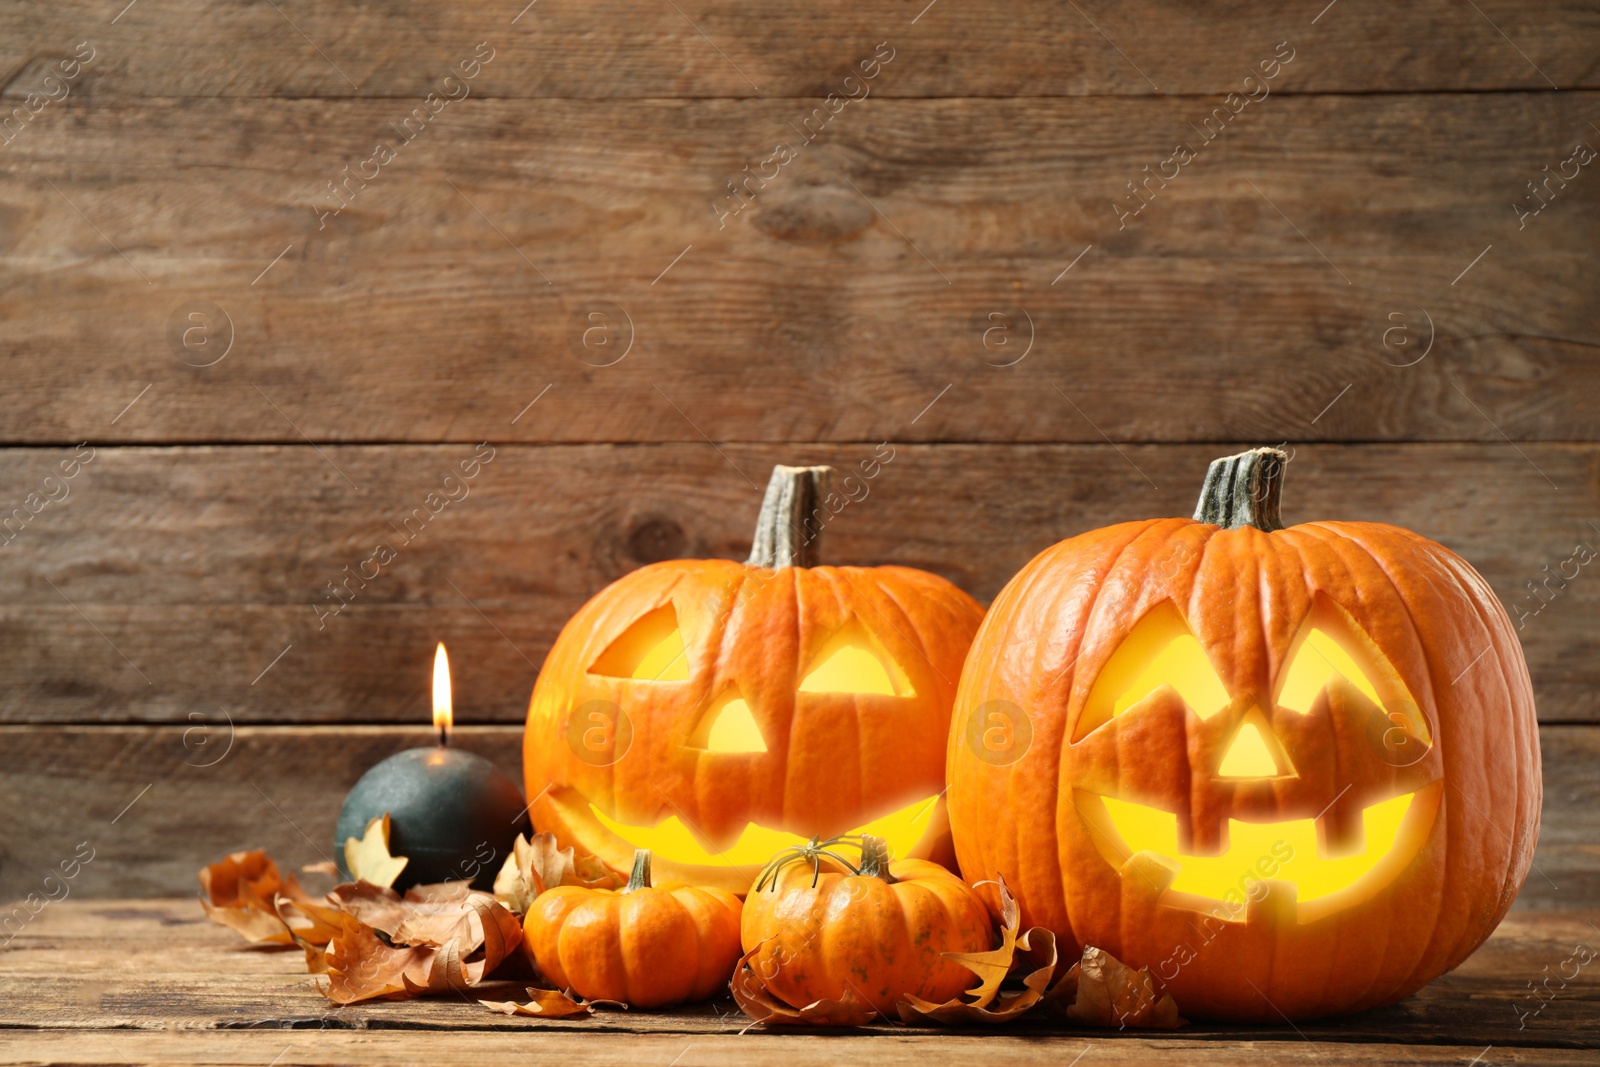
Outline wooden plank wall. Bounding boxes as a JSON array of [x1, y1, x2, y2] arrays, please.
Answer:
[[0, 1, 1595, 907]]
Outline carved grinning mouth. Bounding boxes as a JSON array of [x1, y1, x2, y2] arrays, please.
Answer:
[[1077, 781, 1442, 924], [567, 791, 945, 869]]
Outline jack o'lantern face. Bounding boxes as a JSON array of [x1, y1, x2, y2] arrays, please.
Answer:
[[1070, 596, 1442, 925], [576, 599, 938, 866], [945, 452, 1540, 1022], [525, 558, 981, 893]]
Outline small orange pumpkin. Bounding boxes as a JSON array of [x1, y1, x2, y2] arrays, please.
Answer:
[[740, 835, 995, 1014], [522, 849, 743, 1007]]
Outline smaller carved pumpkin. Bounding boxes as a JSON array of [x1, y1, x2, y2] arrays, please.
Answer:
[[740, 835, 994, 1014], [524, 463, 984, 893], [522, 849, 743, 1007]]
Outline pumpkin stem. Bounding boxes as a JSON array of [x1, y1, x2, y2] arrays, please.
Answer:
[[1193, 448, 1288, 532], [856, 835, 897, 883], [746, 465, 833, 569], [623, 849, 653, 893]]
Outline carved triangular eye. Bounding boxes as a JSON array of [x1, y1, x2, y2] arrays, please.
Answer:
[[688, 690, 767, 753], [798, 620, 914, 697], [1275, 596, 1430, 744], [588, 603, 690, 681], [1277, 625, 1381, 714], [1074, 602, 1230, 741]]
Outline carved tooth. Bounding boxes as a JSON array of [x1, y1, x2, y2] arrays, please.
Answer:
[[1120, 850, 1180, 906], [1316, 792, 1367, 858], [1186, 804, 1229, 855], [1245, 878, 1298, 930]]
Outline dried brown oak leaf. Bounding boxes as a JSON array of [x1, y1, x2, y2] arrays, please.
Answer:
[[730, 947, 880, 1028], [480, 987, 598, 1018], [343, 814, 409, 889], [334, 881, 523, 955], [308, 884, 524, 1004], [307, 910, 459, 1002], [199, 846, 528, 1005], [898, 875, 1059, 1025], [198, 849, 317, 946], [1044, 945, 1186, 1029], [491, 831, 621, 915], [276, 895, 348, 948]]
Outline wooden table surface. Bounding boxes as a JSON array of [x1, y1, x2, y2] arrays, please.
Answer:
[[2, 899, 1596, 1066]]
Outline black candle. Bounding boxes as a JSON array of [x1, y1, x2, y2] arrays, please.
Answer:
[[334, 644, 529, 891]]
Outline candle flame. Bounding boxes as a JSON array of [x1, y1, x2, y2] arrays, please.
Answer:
[[432, 642, 452, 743]]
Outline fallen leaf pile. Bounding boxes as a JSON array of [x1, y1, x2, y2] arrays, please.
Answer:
[[202, 832, 1183, 1027], [1047, 944, 1185, 1029], [306, 881, 527, 1004], [729, 971, 879, 1028], [490, 828, 621, 915], [198, 824, 603, 1013], [732, 876, 1184, 1030]]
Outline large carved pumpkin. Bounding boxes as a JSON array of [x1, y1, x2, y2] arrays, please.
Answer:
[[526, 464, 984, 894], [946, 448, 1540, 1021]]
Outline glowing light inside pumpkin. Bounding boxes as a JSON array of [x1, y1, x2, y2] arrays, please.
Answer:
[[432, 642, 452, 742], [798, 622, 913, 696], [689, 692, 767, 753], [588, 792, 941, 868], [1217, 720, 1291, 778], [1088, 784, 1439, 921], [589, 604, 690, 681], [1077, 603, 1229, 739], [1278, 626, 1383, 714]]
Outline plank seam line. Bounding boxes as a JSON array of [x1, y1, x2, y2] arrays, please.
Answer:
[[28, 88, 1600, 102], [0, 1020, 1589, 1049], [1, 439, 1599, 450]]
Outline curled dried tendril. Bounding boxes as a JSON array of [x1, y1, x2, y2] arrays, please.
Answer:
[[755, 834, 868, 892]]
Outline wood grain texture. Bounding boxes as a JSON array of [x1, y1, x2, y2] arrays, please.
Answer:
[[5, 1031, 1596, 1067], [1, 1, 1596, 99], [0, 724, 1594, 908], [2, 443, 1596, 725], [1, 93, 1596, 444], [0, 899, 1596, 1057]]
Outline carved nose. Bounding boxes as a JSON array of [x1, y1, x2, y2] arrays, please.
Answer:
[[1217, 711, 1297, 779]]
